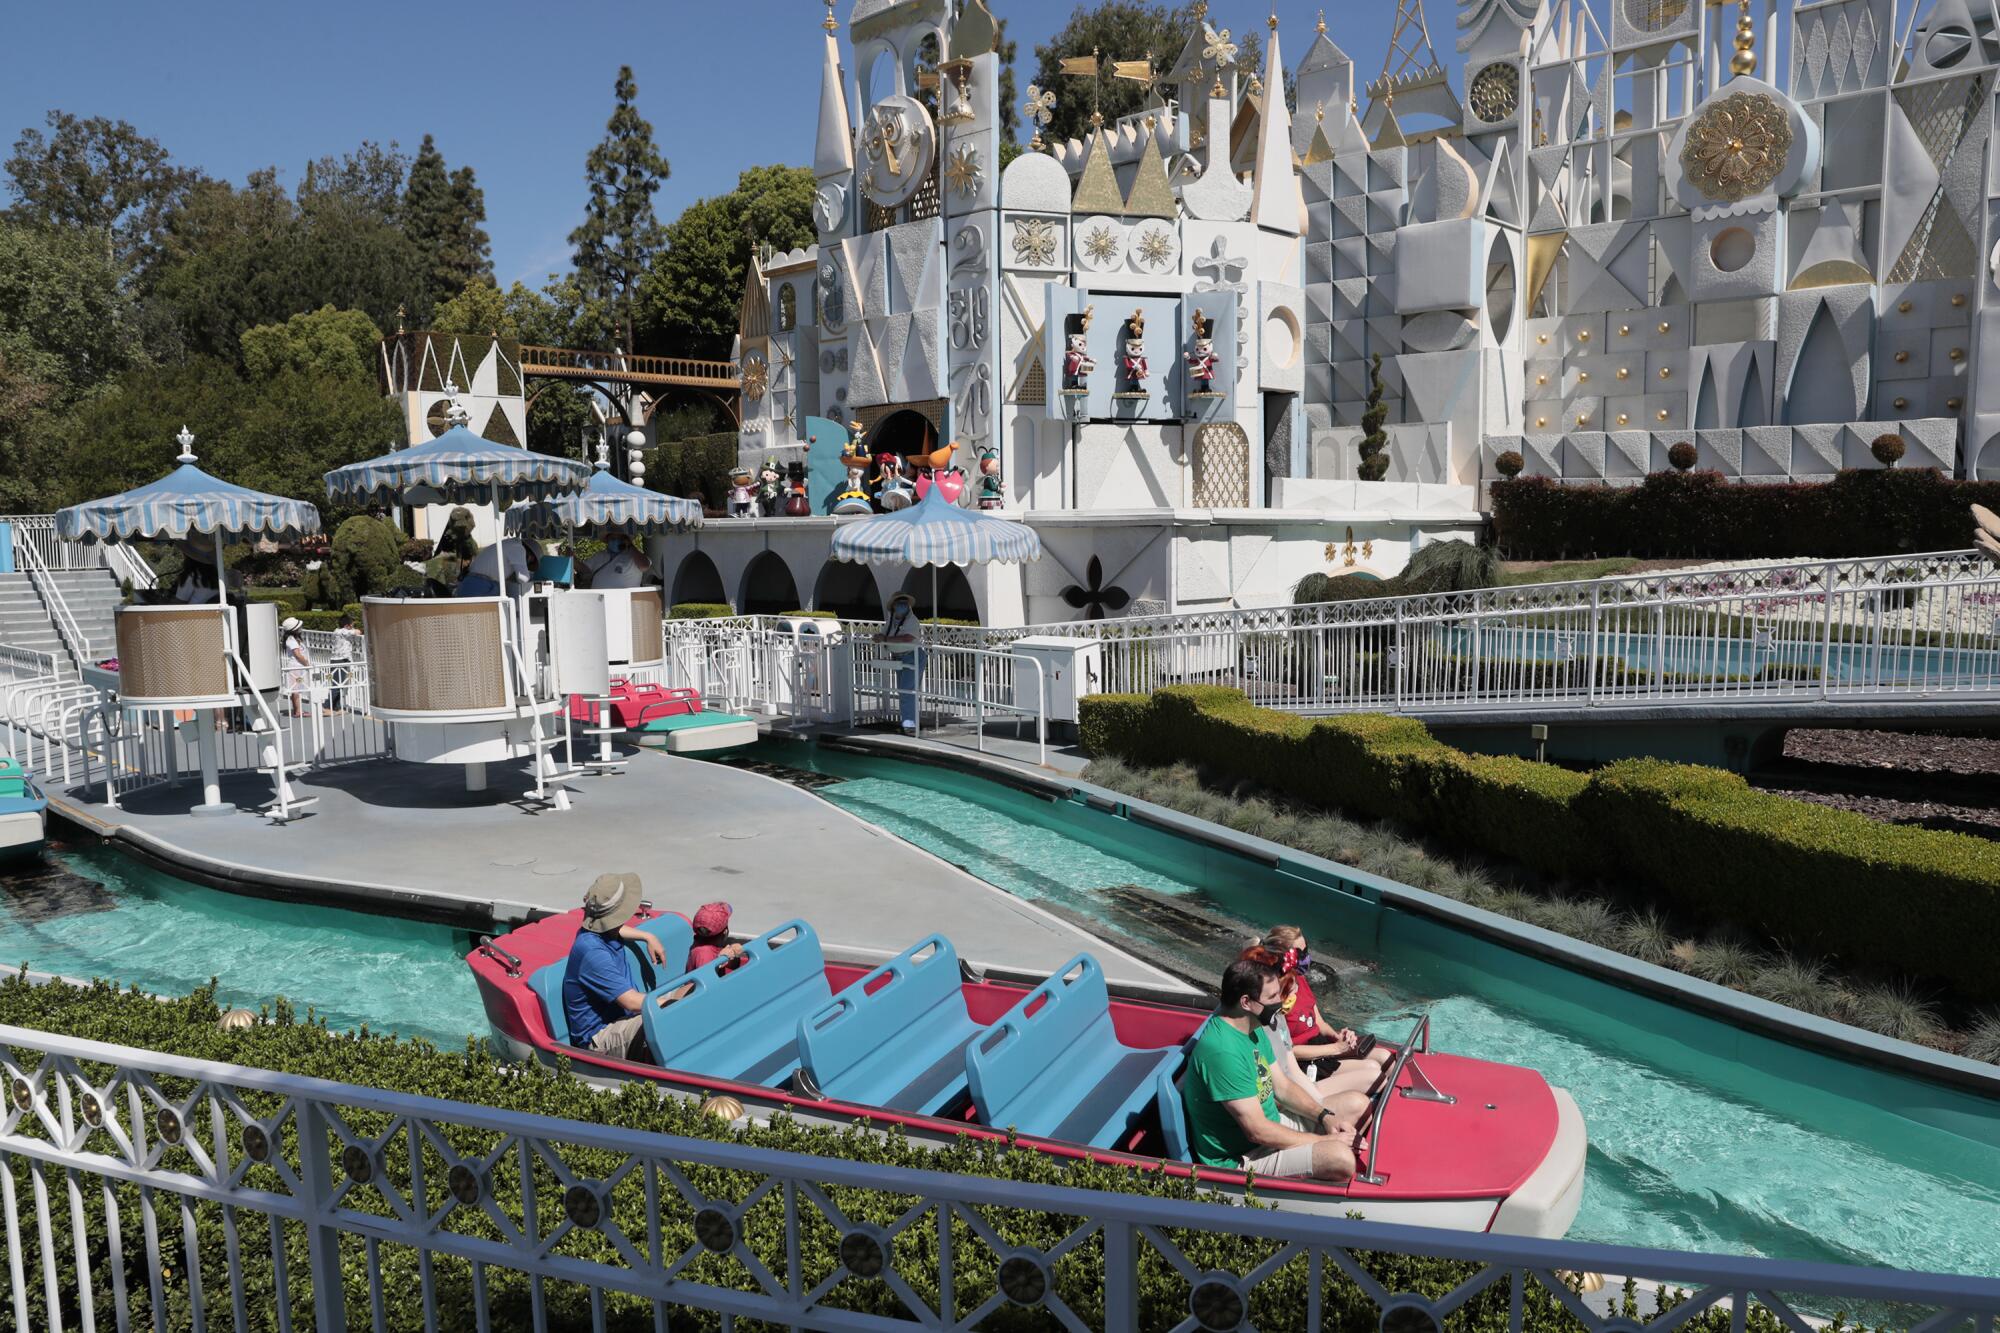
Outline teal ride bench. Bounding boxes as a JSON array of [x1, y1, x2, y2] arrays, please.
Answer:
[[641, 920, 831, 1085], [1152, 1062, 1195, 1161], [965, 954, 1183, 1150], [796, 934, 981, 1114], [637, 711, 759, 754], [530, 914, 693, 1047]]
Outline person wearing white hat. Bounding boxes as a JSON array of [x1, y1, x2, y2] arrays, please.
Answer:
[[279, 617, 310, 718]]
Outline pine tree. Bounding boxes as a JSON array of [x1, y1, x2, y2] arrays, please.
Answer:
[[402, 134, 491, 322], [570, 66, 670, 354], [1357, 352, 1390, 481]]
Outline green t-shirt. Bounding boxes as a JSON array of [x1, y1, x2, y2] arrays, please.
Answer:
[[1181, 1015, 1280, 1167]]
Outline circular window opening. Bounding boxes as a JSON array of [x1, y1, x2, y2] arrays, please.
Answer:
[[1710, 227, 1755, 274], [1263, 308, 1300, 369]]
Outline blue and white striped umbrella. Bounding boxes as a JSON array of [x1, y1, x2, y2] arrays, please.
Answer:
[[830, 487, 1040, 567], [325, 422, 590, 507], [503, 462, 703, 538], [55, 431, 322, 544]]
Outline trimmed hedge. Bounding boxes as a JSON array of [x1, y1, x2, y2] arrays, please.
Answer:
[[1489, 468, 2000, 559], [669, 602, 737, 619], [1080, 688, 2000, 999], [0, 973, 1751, 1332]]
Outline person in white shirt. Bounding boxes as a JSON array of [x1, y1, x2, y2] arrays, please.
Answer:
[[280, 617, 310, 718], [879, 592, 923, 733], [580, 534, 652, 589], [328, 614, 359, 711]]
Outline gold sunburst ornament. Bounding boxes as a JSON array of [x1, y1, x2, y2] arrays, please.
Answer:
[[1082, 223, 1122, 264], [1135, 228, 1174, 269], [944, 143, 984, 197], [1680, 91, 1791, 202], [1011, 217, 1057, 266], [741, 356, 768, 402]]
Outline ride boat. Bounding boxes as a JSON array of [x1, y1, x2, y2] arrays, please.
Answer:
[[0, 757, 47, 858], [469, 908, 1587, 1237]]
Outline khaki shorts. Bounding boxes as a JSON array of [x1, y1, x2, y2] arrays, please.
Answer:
[[586, 1015, 645, 1061], [1241, 1115, 1323, 1178]]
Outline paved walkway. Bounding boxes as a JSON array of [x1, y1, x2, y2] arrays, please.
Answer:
[[49, 746, 1187, 996]]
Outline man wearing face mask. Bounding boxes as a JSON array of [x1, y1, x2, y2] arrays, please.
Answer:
[[1181, 958, 1361, 1181]]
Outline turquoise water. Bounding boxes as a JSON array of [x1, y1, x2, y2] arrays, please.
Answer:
[[736, 744, 2000, 1278], [0, 846, 488, 1049]]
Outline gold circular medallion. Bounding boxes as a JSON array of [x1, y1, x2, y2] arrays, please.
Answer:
[[1468, 63, 1520, 123], [1681, 92, 1792, 202]]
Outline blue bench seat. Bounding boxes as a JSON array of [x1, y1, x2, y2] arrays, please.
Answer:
[[529, 914, 691, 1048], [640, 920, 831, 1086], [797, 935, 980, 1114], [1152, 1061, 1195, 1162], [965, 955, 1182, 1150]]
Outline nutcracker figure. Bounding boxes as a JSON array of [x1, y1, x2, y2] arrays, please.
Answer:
[[1116, 309, 1148, 395], [1061, 306, 1095, 391], [1186, 308, 1219, 396]]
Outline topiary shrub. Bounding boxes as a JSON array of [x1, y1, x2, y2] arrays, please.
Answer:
[[1356, 352, 1391, 481], [1666, 440, 1698, 471], [1871, 432, 1906, 467], [302, 515, 408, 608], [1494, 449, 1525, 478], [669, 602, 737, 619]]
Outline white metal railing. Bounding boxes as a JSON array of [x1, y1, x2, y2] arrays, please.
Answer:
[[1, 1019, 1997, 1332], [2, 515, 105, 573], [13, 537, 92, 672], [852, 636, 1048, 763]]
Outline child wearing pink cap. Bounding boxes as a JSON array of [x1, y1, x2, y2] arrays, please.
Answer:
[[685, 901, 745, 973]]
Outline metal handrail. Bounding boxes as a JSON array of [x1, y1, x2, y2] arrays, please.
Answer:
[[1, 1017, 1997, 1331], [1355, 1011, 1438, 1187], [14, 537, 92, 671]]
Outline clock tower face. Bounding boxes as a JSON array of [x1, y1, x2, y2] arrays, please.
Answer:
[[859, 93, 937, 209], [814, 180, 848, 234]]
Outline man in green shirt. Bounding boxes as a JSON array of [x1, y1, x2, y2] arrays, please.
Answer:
[[1182, 958, 1360, 1180]]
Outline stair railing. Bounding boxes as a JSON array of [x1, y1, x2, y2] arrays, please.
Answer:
[[14, 540, 92, 673]]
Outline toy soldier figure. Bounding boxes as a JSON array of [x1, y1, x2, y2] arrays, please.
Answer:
[[1061, 306, 1096, 391], [1117, 309, 1148, 394], [1186, 308, 1220, 396]]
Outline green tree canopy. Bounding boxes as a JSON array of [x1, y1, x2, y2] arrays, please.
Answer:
[[240, 305, 381, 383], [432, 277, 602, 460], [570, 66, 670, 353], [640, 165, 816, 359], [4, 111, 198, 274], [402, 134, 491, 321], [0, 216, 137, 396], [1029, 2, 1261, 147]]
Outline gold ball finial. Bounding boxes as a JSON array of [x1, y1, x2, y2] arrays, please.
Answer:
[[1269, 8, 1279, 30], [1212, 74, 1226, 97], [1730, 1, 1757, 74], [1090, 108, 1104, 127], [823, 0, 837, 32], [1318, 9, 1327, 32]]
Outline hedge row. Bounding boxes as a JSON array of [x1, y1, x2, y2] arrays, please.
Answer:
[[1488, 468, 2000, 559], [0, 975, 1744, 1332], [1080, 687, 2000, 1000]]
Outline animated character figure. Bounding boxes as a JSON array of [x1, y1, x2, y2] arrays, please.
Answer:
[[870, 452, 914, 510], [1186, 308, 1219, 395], [977, 445, 1004, 509], [727, 467, 756, 518], [832, 446, 874, 515], [783, 462, 811, 517], [1117, 310, 1148, 392], [754, 458, 783, 516], [1061, 305, 1096, 391]]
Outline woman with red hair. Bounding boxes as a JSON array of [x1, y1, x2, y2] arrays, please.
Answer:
[[1256, 926, 1393, 1102], [1237, 943, 1372, 1133]]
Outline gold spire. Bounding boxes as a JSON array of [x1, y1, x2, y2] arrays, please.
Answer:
[[1729, 0, 1757, 76], [1269, 8, 1279, 30], [1317, 9, 1327, 32], [822, 0, 836, 33]]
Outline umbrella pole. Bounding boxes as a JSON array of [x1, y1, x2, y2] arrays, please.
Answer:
[[192, 528, 235, 816]]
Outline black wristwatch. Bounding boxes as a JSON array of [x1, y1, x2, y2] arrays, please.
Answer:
[[1315, 1108, 1334, 1127]]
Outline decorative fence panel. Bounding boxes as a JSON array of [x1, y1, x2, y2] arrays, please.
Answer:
[[2, 1020, 1997, 1332]]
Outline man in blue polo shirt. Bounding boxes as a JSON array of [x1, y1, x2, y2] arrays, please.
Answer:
[[563, 872, 671, 1061]]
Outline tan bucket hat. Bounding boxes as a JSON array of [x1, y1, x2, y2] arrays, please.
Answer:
[[579, 872, 642, 933]]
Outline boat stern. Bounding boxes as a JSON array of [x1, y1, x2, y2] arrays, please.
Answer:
[[1491, 1086, 1587, 1238]]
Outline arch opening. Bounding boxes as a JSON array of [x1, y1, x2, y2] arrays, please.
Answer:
[[670, 551, 727, 608], [813, 561, 884, 621], [897, 565, 979, 622], [740, 551, 801, 615]]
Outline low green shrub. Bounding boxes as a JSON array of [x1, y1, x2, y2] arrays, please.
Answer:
[[1579, 758, 2000, 1001], [1079, 688, 2000, 1000], [669, 602, 736, 619], [0, 973, 1770, 1332]]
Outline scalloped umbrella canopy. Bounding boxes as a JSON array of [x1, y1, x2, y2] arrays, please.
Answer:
[[324, 424, 591, 507], [503, 463, 703, 538], [829, 486, 1040, 567], [56, 445, 321, 544]]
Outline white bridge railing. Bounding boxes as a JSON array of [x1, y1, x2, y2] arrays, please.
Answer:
[[2, 1018, 1996, 1332]]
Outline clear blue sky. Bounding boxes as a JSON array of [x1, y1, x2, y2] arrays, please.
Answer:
[[1, 0, 1432, 287]]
